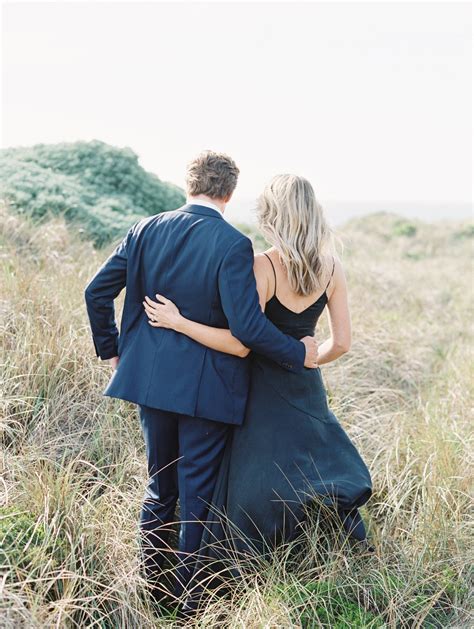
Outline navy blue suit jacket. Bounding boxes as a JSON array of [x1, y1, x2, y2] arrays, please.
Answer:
[[84, 203, 306, 425]]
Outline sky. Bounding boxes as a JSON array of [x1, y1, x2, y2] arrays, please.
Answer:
[[1, 1, 473, 223]]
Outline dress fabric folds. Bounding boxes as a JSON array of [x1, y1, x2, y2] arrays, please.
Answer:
[[189, 266, 373, 597]]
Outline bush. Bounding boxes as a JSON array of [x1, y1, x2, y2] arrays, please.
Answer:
[[0, 507, 49, 572], [393, 219, 417, 237], [0, 140, 186, 246]]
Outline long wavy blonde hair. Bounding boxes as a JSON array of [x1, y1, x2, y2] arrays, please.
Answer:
[[256, 174, 335, 297]]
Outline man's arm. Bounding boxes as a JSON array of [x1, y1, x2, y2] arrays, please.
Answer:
[[218, 236, 306, 373], [84, 226, 133, 360]]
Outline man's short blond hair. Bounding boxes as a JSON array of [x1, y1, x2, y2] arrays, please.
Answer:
[[185, 150, 240, 200]]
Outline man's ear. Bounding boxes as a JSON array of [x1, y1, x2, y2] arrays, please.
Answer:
[[224, 193, 233, 204]]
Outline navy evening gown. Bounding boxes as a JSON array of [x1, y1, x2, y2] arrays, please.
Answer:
[[189, 255, 373, 597]]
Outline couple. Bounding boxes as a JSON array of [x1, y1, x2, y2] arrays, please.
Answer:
[[84, 151, 372, 612]]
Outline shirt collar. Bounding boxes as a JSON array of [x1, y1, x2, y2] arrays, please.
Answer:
[[186, 197, 223, 215]]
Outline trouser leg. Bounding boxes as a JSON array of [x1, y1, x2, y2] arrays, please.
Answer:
[[174, 413, 231, 599], [138, 405, 179, 591]]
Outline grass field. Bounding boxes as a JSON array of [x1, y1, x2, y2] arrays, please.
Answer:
[[1, 203, 473, 627]]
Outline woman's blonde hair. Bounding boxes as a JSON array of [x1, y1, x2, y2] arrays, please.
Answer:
[[256, 174, 335, 297]]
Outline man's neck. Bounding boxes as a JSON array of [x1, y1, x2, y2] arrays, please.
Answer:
[[187, 195, 226, 214]]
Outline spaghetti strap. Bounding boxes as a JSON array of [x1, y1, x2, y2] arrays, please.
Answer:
[[263, 252, 277, 297], [325, 256, 336, 292]]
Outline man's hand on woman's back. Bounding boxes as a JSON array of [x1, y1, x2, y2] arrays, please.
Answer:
[[301, 336, 319, 368], [108, 356, 120, 370]]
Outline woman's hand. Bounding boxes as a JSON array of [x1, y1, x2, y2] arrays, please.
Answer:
[[108, 356, 120, 370], [143, 294, 184, 331]]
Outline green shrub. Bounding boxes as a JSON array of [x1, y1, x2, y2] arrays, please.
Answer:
[[0, 140, 186, 246], [454, 223, 474, 239], [0, 506, 48, 571], [287, 580, 385, 628], [393, 219, 417, 237]]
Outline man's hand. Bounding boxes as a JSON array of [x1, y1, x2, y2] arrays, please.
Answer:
[[301, 336, 319, 369], [108, 356, 120, 370]]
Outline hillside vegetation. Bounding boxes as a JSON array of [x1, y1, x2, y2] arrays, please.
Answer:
[[0, 141, 185, 246], [1, 201, 473, 627]]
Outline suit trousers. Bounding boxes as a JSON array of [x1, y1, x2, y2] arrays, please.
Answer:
[[138, 404, 231, 600]]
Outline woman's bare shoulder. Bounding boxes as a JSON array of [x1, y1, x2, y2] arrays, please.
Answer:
[[323, 252, 344, 273], [252, 252, 274, 301], [254, 251, 271, 266], [325, 253, 347, 298], [253, 252, 274, 280]]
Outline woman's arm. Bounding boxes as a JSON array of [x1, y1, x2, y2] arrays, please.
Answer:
[[143, 255, 270, 359], [144, 294, 250, 357], [316, 256, 352, 366]]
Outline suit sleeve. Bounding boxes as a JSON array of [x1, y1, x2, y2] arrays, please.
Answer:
[[218, 236, 306, 373], [84, 226, 134, 360]]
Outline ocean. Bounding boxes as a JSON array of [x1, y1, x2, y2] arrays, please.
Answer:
[[224, 199, 473, 227]]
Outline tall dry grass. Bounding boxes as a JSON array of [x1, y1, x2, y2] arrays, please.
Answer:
[[1, 204, 472, 627]]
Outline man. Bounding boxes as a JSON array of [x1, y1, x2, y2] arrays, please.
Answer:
[[84, 151, 318, 609]]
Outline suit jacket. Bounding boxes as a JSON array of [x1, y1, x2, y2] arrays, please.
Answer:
[[84, 203, 306, 425]]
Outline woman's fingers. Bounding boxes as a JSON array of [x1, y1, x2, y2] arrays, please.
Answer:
[[143, 302, 156, 318], [155, 293, 171, 304], [147, 320, 172, 329], [144, 295, 158, 307], [144, 294, 174, 309], [143, 301, 171, 328], [143, 299, 164, 313], [143, 302, 168, 319], [143, 294, 176, 331], [148, 320, 162, 328]]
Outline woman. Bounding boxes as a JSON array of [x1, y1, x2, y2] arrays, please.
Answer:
[[143, 174, 373, 573]]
